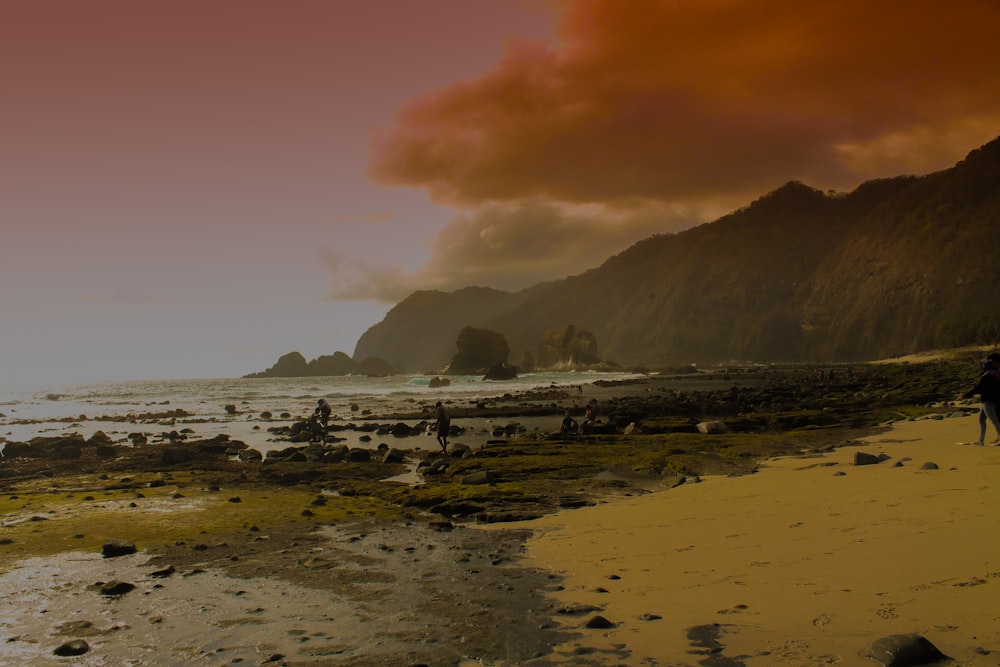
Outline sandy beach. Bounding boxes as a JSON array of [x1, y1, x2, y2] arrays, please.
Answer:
[[525, 413, 1000, 666]]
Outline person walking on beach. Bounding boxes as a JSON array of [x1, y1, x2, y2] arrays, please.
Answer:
[[434, 401, 451, 452], [963, 353, 1000, 445]]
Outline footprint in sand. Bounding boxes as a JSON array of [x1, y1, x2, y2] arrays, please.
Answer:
[[812, 614, 832, 626], [716, 604, 749, 615], [874, 605, 898, 619], [954, 577, 987, 587]]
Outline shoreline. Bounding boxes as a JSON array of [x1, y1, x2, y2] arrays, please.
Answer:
[[1, 351, 994, 665], [522, 413, 1000, 665]]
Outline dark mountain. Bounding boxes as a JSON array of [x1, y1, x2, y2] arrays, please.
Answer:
[[354, 137, 1000, 371]]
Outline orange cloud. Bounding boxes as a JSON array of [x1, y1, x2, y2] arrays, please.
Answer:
[[370, 0, 1000, 206]]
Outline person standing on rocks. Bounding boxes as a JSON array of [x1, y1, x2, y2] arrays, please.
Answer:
[[964, 353, 1000, 445], [435, 401, 451, 452], [311, 398, 332, 443]]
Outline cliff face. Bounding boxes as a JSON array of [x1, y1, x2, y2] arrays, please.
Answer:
[[353, 137, 1000, 370]]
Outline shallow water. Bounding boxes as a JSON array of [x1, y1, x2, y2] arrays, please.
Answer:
[[0, 551, 349, 666], [0, 522, 567, 667], [0, 372, 635, 456]]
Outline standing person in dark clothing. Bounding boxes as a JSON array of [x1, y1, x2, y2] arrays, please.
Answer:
[[434, 401, 451, 452], [964, 353, 1000, 445], [311, 398, 332, 443]]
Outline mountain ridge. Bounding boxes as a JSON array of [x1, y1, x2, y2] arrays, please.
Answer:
[[352, 136, 1000, 371]]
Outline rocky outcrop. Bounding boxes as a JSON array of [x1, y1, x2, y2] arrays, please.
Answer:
[[244, 351, 309, 377], [446, 327, 509, 375], [357, 356, 394, 376], [483, 362, 518, 381], [537, 324, 600, 369], [244, 351, 393, 378], [308, 352, 357, 376]]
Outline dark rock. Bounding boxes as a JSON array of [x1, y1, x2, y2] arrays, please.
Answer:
[[483, 362, 518, 381], [98, 580, 135, 596], [102, 540, 137, 558], [866, 633, 949, 666], [697, 420, 728, 434], [449, 443, 472, 458], [381, 448, 405, 464], [345, 448, 372, 462], [86, 431, 113, 446], [854, 451, 883, 466], [585, 615, 616, 629], [238, 448, 263, 462], [428, 376, 450, 388], [323, 445, 350, 463], [390, 422, 414, 437], [920, 462, 939, 470], [53, 639, 90, 656]]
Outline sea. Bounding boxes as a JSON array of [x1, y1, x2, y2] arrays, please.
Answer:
[[0, 371, 638, 455]]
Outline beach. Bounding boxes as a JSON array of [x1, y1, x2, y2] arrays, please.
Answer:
[[2, 357, 996, 665], [524, 413, 1000, 665]]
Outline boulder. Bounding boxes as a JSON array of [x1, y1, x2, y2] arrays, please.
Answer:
[[854, 451, 883, 466], [102, 539, 137, 558], [866, 633, 948, 666], [483, 363, 518, 381], [54, 640, 90, 657], [381, 448, 406, 464], [345, 448, 372, 462], [98, 580, 135, 596], [697, 421, 728, 434], [86, 431, 114, 446], [390, 423, 414, 437]]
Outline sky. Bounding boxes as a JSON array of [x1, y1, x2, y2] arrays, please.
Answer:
[[3, 0, 1000, 390]]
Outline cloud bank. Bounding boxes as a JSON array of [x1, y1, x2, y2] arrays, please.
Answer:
[[353, 0, 1000, 301]]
